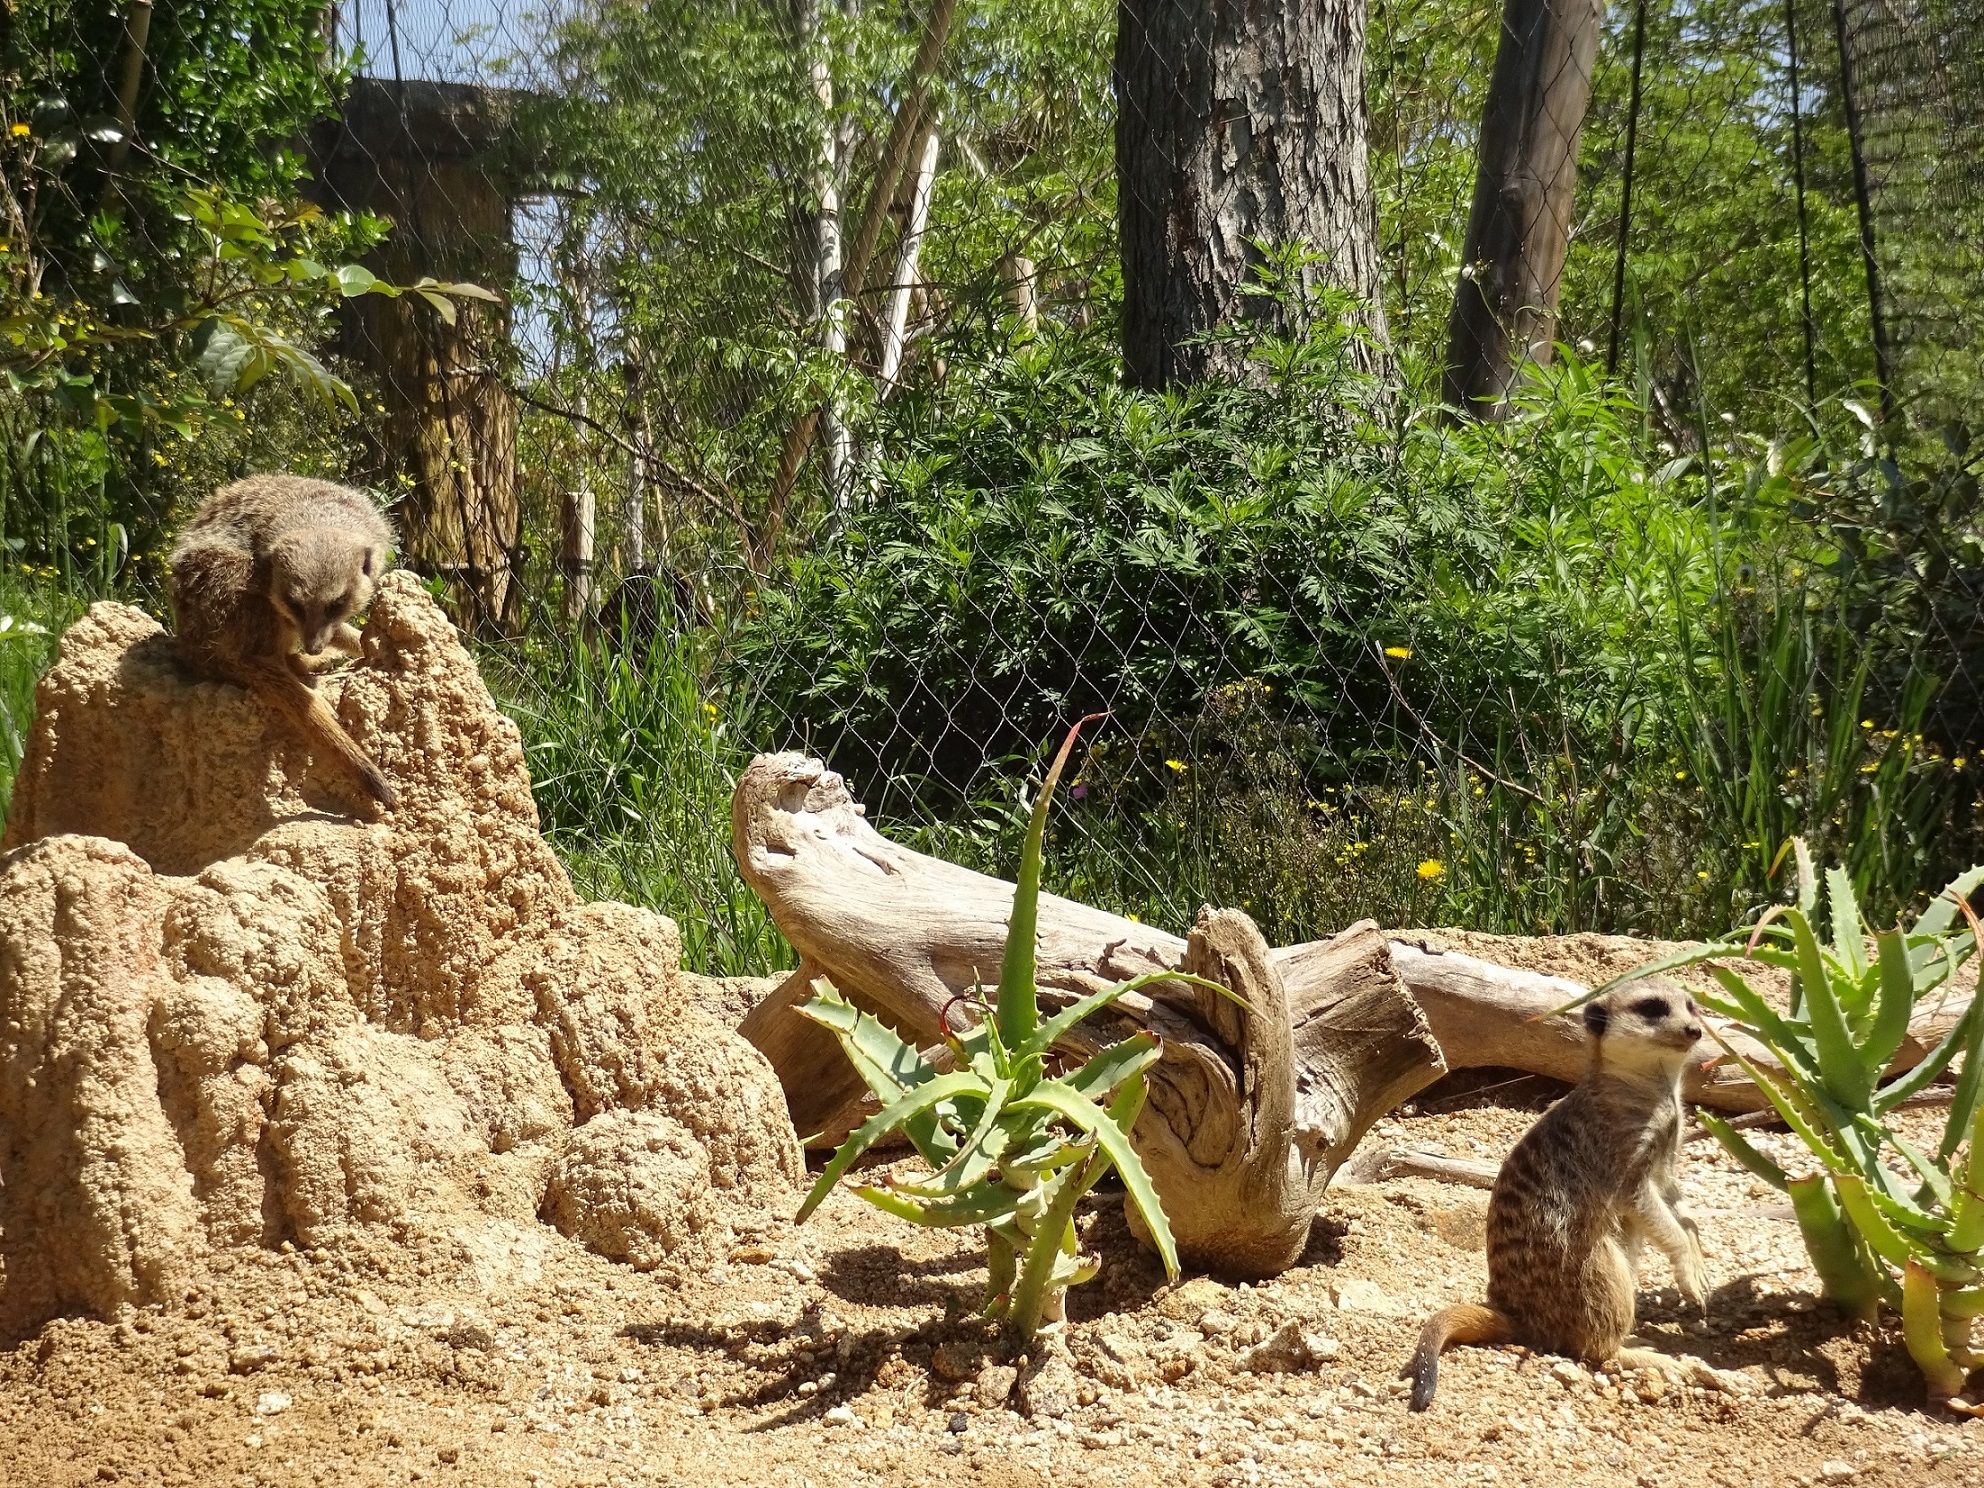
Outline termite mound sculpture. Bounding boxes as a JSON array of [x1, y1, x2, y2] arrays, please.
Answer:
[[0, 575, 799, 1336], [730, 753, 1973, 1279]]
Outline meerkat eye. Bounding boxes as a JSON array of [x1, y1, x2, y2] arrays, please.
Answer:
[[1631, 996, 1671, 1020]]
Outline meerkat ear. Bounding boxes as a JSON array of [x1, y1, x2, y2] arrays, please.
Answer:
[[1583, 1001, 1610, 1039], [362, 548, 378, 579]]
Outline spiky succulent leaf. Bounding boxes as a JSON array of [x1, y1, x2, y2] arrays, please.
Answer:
[[798, 1070, 988, 1222], [1015, 1078, 1180, 1282], [1697, 1111, 1789, 1191]]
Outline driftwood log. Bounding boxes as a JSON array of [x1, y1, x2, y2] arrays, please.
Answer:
[[731, 752, 1970, 1275]]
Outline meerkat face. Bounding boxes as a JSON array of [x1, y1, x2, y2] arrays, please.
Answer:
[[1583, 983, 1705, 1068], [270, 529, 383, 655]]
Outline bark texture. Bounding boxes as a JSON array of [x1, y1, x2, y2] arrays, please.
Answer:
[[1115, 0, 1389, 387], [311, 80, 525, 636], [1442, 0, 1603, 417]]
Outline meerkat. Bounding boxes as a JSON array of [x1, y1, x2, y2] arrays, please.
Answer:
[[1404, 981, 1707, 1410], [169, 474, 397, 809]]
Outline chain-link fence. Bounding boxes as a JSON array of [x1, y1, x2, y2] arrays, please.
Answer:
[[4, 0, 1980, 978]]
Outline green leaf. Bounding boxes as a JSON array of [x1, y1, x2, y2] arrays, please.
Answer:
[[1014, 1077, 1179, 1282], [1786, 1174, 1883, 1318], [1875, 999, 1976, 1112], [996, 717, 1101, 1052], [797, 1069, 986, 1223], [1017, 969, 1235, 1065], [1559, 939, 1747, 1015], [1916, 866, 1984, 940], [1006, 1155, 1100, 1340], [1785, 908, 1873, 1110], [1697, 1111, 1788, 1191], [1941, 990, 1984, 1162], [1705, 1026, 1851, 1170], [333, 264, 379, 296], [853, 1179, 1022, 1227], [886, 1078, 1012, 1198], [1704, 965, 1819, 1081], [1863, 929, 1920, 1081], [1826, 866, 1868, 985], [794, 983, 952, 1164], [1059, 1033, 1161, 1102]]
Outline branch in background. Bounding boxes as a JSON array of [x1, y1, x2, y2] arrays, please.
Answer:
[[513, 387, 746, 536], [768, 0, 961, 536], [878, 125, 941, 392], [101, 0, 154, 201]]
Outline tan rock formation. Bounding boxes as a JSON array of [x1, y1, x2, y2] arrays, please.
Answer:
[[0, 574, 801, 1335]]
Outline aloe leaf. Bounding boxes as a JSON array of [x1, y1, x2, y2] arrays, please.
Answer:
[[1017, 970, 1236, 1065], [1905, 1260, 1973, 1399], [1859, 1166, 1951, 1235], [1007, 1154, 1102, 1341], [1060, 1033, 1162, 1103], [1916, 866, 1984, 940], [1864, 929, 1923, 1083], [1950, 1088, 1984, 1252], [1698, 1111, 1788, 1191], [1016, 1078, 1179, 1282], [1786, 908, 1873, 1110], [1556, 940, 1746, 1015], [854, 1179, 1023, 1227], [890, 1077, 1013, 1196], [1786, 1174, 1882, 1318], [1826, 866, 1868, 985], [1869, 1117, 1954, 1210], [1704, 966, 1819, 1081], [997, 718, 1099, 1052], [1705, 1026, 1851, 1170], [1942, 993, 1984, 1163], [1836, 1174, 1974, 1280], [1876, 1000, 1977, 1112], [797, 987, 954, 1164], [798, 1069, 988, 1222]]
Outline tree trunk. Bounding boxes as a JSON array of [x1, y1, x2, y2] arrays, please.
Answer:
[[878, 126, 940, 392], [311, 80, 524, 638], [1442, 0, 1603, 418], [1114, 0, 1389, 388]]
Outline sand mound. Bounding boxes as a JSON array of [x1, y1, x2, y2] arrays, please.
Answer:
[[0, 574, 800, 1335]]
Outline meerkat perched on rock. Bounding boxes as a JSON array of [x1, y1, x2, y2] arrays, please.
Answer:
[[1405, 982, 1707, 1410], [169, 474, 397, 808]]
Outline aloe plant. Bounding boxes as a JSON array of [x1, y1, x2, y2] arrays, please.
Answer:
[[792, 718, 1225, 1342], [1587, 841, 1984, 1405]]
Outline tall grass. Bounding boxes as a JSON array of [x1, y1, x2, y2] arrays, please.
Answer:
[[479, 619, 791, 978]]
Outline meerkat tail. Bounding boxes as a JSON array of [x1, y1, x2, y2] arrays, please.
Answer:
[[249, 663, 397, 809], [1405, 1304, 1512, 1411]]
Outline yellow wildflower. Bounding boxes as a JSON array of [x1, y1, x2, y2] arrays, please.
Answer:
[[1384, 646, 1413, 660], [1416, 859, 1445, 881], [9, 123, 29, 138], [1165, 759, 1187, 773]]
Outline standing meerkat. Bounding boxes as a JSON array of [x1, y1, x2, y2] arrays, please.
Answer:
[[169, 474, 397, 809], [1405, 981, 1707, 1410]]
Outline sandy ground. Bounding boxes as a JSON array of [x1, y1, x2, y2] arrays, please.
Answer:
[[6, 1082, 1984, 1488]]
